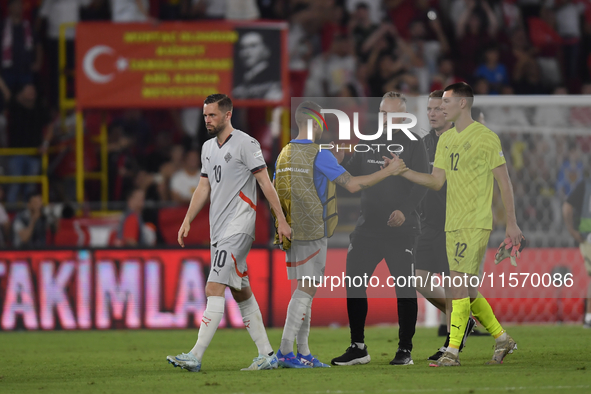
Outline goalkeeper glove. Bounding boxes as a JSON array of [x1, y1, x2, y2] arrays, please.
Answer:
[[494, 235, 526, 267], [274, 235, 291, 251]]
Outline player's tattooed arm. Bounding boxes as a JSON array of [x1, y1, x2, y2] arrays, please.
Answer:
[[335, 172, 369, 190], [334, 171, 352, 187], [334, 167, 393, 194]]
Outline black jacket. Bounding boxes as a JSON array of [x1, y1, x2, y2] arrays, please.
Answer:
[[420, 129, 448, 231], [344, 130, 429, 238]]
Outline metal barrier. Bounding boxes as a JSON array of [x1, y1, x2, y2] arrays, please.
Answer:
[[59, 23, 109, 210], [0, 148, 49, 204]]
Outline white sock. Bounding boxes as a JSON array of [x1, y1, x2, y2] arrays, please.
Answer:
[[495, 332, 508, 343], [280, 289, 312, 355], [585, 313, 591, 323], [296, 301, 312, 356], [238, 294, 274, 356], [447, 347, 459, 356], [355, 342, 365, 349], [190, 296, 225, 361]]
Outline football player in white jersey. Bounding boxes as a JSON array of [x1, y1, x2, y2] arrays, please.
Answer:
[[167, 94, 291, 372]]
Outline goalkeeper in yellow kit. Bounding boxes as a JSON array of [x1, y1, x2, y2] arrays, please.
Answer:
[[399, 82, 522, 366]]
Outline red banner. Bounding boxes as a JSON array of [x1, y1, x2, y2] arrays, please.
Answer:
[[76, 22, 288, 108], [0, 248, 586, 331], [0, 249, 269, 330]]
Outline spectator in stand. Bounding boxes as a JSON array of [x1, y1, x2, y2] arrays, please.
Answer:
[[349, 2, 379, 62], [39, 0, 92, 109], [0, 0, 42, 92], [257, 0, 286, 20], [6, 84, 52, 203], [143, 131, 174, 173], [0, 75, 10, 112], [304, 33, 357, 97], [430, 56, 462, 91], [399, 18, 450, 93], [157, 144, 184, 201], [159, 0, 192, 20], [320, 2, 348, 53], [12, 192, 48, 248], [514, 58, 549, 94], [455, 0, 499, 79], [359, 22, 398, 63], [475, 46, 509, 94], [473, 77, 491, 95], [367, 50, 407, 96], [384, 0, 442, 40], [110, 109, 151, 158], [288, 4, 315, 74], [110, 0, 155, 22], [545, 0, 586, 85], [346, 0, 383, 26], [0, 75, 9, 148], [134, 169, 164, 244], [108, 122, 139, 202], [528, 5, 564, 86], [116, 188, 155, 246], [507, 28, 538, 84], [189, 0, 259, 20], [556, 142, 584, 199], [187, 0, 223, 19], [497, 0, 524, 32], [0, 187, 9, 247], [170, 149, 201, 204], [394, 21, 430, 93]]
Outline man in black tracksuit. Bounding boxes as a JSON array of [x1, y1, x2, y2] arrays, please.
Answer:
[[331, 92, 429, 366]]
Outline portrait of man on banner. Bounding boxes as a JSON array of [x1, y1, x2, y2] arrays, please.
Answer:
[[232, 28, 283, 101]]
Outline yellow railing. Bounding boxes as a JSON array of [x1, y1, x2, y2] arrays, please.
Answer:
[[59, 23, 109, 210], [59, 23, 76, 115], [0, 148, 49, 204]]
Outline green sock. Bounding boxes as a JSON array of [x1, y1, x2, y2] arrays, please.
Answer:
[[449, 298, 471, 349], [470, 294, 503, 338]]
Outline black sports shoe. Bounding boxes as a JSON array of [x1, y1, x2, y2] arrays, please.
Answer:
[[331, 343, 371, 366], [428, 347, 446, 361], [459, 317, 477, 352], [389, 348, 413, 365]]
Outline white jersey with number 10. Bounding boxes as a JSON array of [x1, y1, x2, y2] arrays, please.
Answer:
[[200, 129, 267, 245]]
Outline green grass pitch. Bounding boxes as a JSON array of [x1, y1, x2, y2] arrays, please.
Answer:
[[1, 325, 589, 394]]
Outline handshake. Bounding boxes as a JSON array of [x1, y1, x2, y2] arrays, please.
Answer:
[[380, 153, 408, 176]]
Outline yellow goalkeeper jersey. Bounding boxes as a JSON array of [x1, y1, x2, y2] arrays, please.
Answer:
[[433, 121, 506, 232]]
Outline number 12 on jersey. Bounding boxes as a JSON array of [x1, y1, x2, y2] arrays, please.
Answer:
[[450, 153, 459, 171]]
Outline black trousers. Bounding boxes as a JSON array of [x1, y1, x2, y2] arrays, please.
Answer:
[[346, 232, 418, 351]]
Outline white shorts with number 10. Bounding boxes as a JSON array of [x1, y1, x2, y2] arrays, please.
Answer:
[[208, 233, 251, 290]]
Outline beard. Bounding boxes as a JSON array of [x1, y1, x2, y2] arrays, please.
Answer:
[[207, 122, 225, 136]]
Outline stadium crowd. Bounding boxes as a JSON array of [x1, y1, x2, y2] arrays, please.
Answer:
[[0, 0, 590, 248]]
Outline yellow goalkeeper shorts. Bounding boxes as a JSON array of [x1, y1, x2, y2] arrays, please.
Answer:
[[446, 228, 491, 275]]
